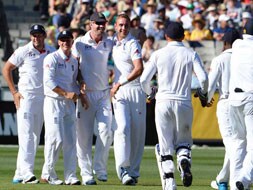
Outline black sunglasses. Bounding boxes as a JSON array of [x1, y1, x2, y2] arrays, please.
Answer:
[[95, 21, 106, 25]]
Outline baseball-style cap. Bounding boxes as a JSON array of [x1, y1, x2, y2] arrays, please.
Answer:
[[57, 30, 73, 40], [243, 19, 253, 35], [90, 12, 107, 23], [165, 21, 184, 40], [30, 24, 46, 35], [222, 29, 241, 44]]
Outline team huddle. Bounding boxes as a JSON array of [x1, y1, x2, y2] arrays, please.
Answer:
[[2, 10, 253, 190]]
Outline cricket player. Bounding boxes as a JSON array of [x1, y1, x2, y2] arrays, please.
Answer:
[[140, 21, 208, 190], [208, 29, 241, 190], [41, 30, 87, 185], [72, 12, 113, 185], [229, 19, 253, 190], [111, 13, 146, 185], [2, 24, 55, 184]]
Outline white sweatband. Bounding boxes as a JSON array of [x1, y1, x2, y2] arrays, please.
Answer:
[[119, 76, 129, 86]]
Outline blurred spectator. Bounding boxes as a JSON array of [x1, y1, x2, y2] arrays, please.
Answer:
[[190, 16, 213, 41], [0, 0, 13, 62], [70, 26, 85, 40], [49, 0, 70, 16], [103, 2, 118, 25], [130, 14, 147, 47], [180, 4, 194, 31], [71, 0, 90, 29], [226, 0, 242, 28], [52, 3, 73, 34], [244, 0, 253, 16], [146, 17, 165, 41], [165, 1, 181, 22], [205, 5, 219, 31], [213, 14, 233, 41], [141, 1, 158, 32], [142, 35, 156, 64], [33, 0, 49, 21], [241, 11, 252, 27], [106, 25, 115, 40], [157, 3, 171, 27], [83, 19, 91, 33]]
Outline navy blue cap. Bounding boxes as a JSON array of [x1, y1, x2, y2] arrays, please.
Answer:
[[243, 19, 253, 35], [30, 24, 46, 35], [165, 21, 184, 40], [57, 30, 73, 40], [222, 29, 241, 44], [90, 12, 107, 22]]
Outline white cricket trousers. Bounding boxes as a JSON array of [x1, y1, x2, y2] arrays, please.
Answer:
[[14, 93, 44, 181], [113, 86, 146, 179], [155, 100, 193, 173], [215, 100, 232, 185], [42, 96, 78, 181], [229, 101, 253, 189], [76, 90, 112, 182]]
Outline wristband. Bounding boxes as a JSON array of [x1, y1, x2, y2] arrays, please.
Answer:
[[119, 76, 129, 86]]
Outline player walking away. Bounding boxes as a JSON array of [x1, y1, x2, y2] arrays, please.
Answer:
[[208, 29, 241, 190], [2, 24, 55, 184], [111, 13, 146, 186], [228, 19, 253, 190], [41, 30, 88, 185], [140, 21, 208, 190], [72, 12, 113, 185]]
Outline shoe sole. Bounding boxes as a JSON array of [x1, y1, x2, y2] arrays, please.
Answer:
[[236, 181, 244, 190], [40, 178, 63, 185], [180, 159, 192, 187], [65, 181, 81, 185], [12, 179, 23, 184], [123, 178, 135, 185]]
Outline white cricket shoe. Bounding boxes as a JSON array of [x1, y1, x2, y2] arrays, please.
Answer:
[[22, 176, 39, 184], [40, 177, 63, 185], [211, 180, 218, 189], [164, 178, 177, 190], [65, 177, 81, 185]]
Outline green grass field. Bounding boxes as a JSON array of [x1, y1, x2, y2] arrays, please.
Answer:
[[0, 145, 225, 190]]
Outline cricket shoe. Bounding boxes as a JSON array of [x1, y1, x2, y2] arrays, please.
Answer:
[[97, 174, 108, 182], [12, 178, 23, 184], [164, 178, 177, 190], [178, 159, 192, 187], [121, 169, 135, 185], [236, 181, 244, 190], [211, 180, 228, 190], [22, 176, 39, 184], [40, 176, 63, 185], [65, 178, 81, 185], [83, 179, 97, 185]]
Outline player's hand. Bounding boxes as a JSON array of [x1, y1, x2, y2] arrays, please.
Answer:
[[79, 93, 89, 110], [80, 82, 86, 94], [110, 83, 121, 99], [13, 91, 23, 109], [65, 92, 78, 101], [194, 88, 208, 107], [207, 98, 215, 107], [146, 86, 157, 103]]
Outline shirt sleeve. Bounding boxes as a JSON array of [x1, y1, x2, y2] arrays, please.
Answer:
[[8, 47, 25, 67], [192, 52, 208, 93], [71, 38, 80, 58], [43, 54, 58, 90], [208, 57, 221, 102], [140, 53, 157, 95], [129, 40, 142, 61]]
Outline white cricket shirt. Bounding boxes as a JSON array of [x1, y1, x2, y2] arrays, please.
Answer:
[[72, 31, 113, 91], [8, 41, 55, 94], [208, 49, 232, 102], [43, 49, 79, 99], [140, 41, 208, 101], [112, 33, 142, 87], [229, 34, 253, 103]]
